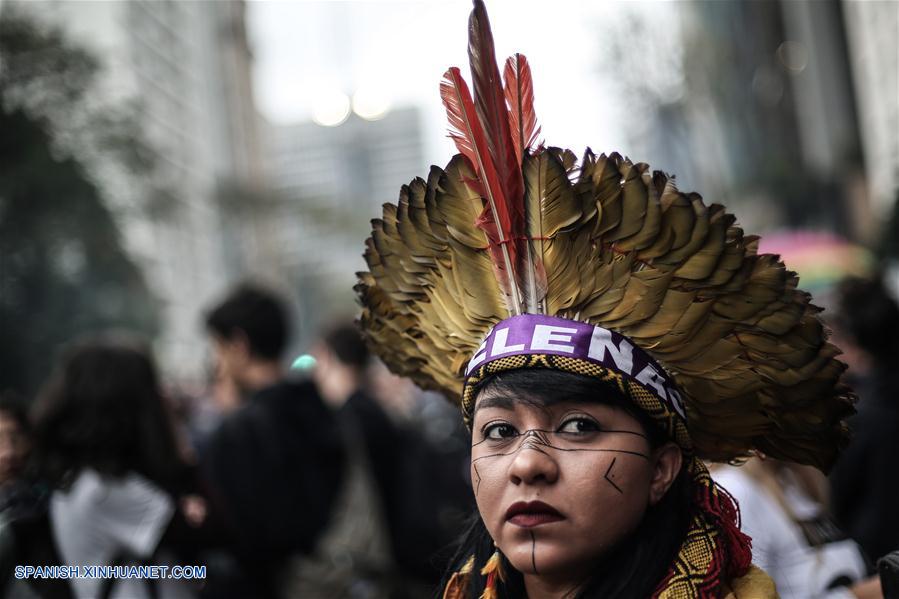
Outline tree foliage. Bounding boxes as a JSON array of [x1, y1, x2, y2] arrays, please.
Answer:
[[0, 10, 158, 395]]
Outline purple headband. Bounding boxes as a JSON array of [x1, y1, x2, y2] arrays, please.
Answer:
[[464, 314, 687, 420]]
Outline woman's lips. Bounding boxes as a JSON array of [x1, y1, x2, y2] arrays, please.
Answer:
[[505, 501, 565, 528]]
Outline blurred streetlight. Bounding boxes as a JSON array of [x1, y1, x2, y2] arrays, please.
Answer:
[[352, 87, 391, 121], [312, 88, 351, 127]]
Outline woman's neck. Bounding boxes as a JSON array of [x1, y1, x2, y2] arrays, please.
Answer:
[[523, 573, 579, 599]]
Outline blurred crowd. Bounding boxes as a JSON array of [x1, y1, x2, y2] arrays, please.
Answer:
[[0, 274, 898, 599], [0, 284, 473, 599]]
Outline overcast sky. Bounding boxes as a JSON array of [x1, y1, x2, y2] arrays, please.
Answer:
[[246, 0, 680, 167]]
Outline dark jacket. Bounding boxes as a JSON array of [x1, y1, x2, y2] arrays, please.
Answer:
[[341, 391, 472, 586], [830, 368, 899, 562], [201, 380, 345, 596]]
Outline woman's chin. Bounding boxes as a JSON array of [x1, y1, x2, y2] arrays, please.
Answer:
[[503, 542, 585, 580]]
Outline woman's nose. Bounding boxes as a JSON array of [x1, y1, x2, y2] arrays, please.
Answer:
[[508, 435, 560, 485]]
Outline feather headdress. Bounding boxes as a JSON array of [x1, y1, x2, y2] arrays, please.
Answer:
[[355, 1, 854, 472]]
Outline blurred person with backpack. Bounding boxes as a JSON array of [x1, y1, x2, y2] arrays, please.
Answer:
[[307, 322, 472, 597], [0, 337, 209, 599]]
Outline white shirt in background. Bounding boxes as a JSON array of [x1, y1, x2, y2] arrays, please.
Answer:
[[50, 468, 195, 599], [714, 465, 868, 599]]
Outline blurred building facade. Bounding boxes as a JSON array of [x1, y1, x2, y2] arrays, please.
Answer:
[[13, 0, 271, 382], [621, 0, 894, 245], [842, 1, 899, 223], [265, 107, 425, 347]]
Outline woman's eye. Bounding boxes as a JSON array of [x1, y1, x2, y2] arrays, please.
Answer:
[[558, 417, 601, 435], [484, 423, 517, 440]]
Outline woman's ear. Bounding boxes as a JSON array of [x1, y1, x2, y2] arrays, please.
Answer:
[[648, 442, 683, 505]]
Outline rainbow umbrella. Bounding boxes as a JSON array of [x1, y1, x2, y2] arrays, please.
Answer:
[[758, 230, 874, 295]]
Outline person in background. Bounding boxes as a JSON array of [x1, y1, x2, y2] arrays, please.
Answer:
[[829, 276, 899, 563], [366, 359, 474, 573], [313, 323, 400, 542], [0, 392, 34, 515], [367, 360, 421, 423], [369, 360, 470, 455], [714, 459, 881, 599], [311, 323, 477, 595], [14, 337, 206, 599], [295, 322, 397, 598], [201, 284, 344, 598]]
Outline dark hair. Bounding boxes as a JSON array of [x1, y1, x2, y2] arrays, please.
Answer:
[[837, 275, 899, 364], [205, 284, 289, 360], [322, 321, 370, 369], [30, 338, 186, 492], [439, 369, 692, 598]]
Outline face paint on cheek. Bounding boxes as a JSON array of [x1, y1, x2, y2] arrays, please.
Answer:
[[603, 456, 625, 495], [471, 450, 515, 497]]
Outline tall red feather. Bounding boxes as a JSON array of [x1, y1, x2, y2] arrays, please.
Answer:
[[468, 0, 523, 221], [503, 53, 541, 164], [467, 0, 526, 311], [440, 67, 520, 311]]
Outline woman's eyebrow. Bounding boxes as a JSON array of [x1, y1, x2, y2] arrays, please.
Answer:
[[473, 394, 516, 413]]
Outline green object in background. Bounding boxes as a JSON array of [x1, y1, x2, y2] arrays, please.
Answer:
[[291, 354, 316, 370]]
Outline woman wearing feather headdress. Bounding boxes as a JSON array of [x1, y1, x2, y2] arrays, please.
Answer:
[[356, 2, 855, 597]]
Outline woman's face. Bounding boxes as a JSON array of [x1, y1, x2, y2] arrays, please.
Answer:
[[471, 389, 664, 583], [0, 414, 28, 484]]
